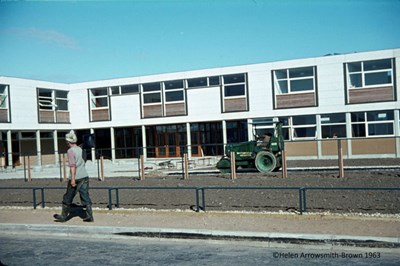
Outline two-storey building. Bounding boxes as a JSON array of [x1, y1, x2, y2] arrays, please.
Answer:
[[1, 48, 399, 168]]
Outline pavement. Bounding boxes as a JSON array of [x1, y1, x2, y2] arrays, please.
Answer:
[[1, 157, 400, 250], [0, 206, 399, 250]]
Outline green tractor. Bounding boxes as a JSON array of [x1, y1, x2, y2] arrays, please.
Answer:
[[216, 121, 284, 173]]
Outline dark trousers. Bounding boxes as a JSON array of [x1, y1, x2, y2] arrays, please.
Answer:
[[62, 177, 92, 206]]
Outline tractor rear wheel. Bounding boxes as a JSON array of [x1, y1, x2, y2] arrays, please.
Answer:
[[255, 151, 277, 173]]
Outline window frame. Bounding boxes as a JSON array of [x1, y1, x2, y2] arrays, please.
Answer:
[[320, 113, 347, 138], [90, 88, 109, 109], [351, 110, 394, 137], [346, 58, 394, 89], [38, 88, 56, 110], [88, 87, 111, 122], [55, 90, 69, 111], [163, 80, 185, 104], [37, 87, 70, 123], [221, 73, 249, 113], [273, 66, 317, 95], [291, 115, 317, 140], [141, 82, 162, 106], [0, 84, 10, 123], [120, 84, 139, 95], [37, 88, 69, 111], [222, 73, 247, 99], [0, 84, 9, 109]]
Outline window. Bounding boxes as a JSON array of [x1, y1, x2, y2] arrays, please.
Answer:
[[143, 93, 161, 103], [111, 86, 120, 95], [252, 118, 276, 139], [321, 113, 346, 138], [222, 73, 248, 112], [209, 76, 220, 86], [187, 76, 221, 88], [114, 127, 143, 159], [226, 120, 248, 143], [90, 88, 109, 108], [37, 88, 69, 123], [0, 84, 9, 123], [38, 89, 55, 110], [252, 117, 291, 140], [145, 124, 187, 157], [141, 80, 187, 118], [142, 82, 161, 104], [164, 80, 184, 103], [0, 85, 9, 109], [351, 110, 394, 137], [346, 58, 395, 104], [111, 84, 140, 95], [274, 66, 316, 94], [40, 132, 53, 138], [190, 122, 223, 156], [292, 115, 316, 139], [273, 66, 317, 109], [347, 59, 393, 88], [165, 91, 184, 102], [187, 77, 208, 88], [223, 74, 246, 97], [121, 84, 139, 94], [89, 88, 110, 121], [165, 80, 184, 90], [224, 84, 244, 96], [56, 90, 68, 111], [21, 132, 36, 139], [142, 82, 161, 92], [163, 79, 186, 116]]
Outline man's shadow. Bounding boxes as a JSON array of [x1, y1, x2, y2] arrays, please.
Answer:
[[54, 203, 87, 222]]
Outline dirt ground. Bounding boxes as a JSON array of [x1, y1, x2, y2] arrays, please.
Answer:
[[0, 159, 400, 214]]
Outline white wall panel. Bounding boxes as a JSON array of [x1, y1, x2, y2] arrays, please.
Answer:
[[187, 86, 221, 121], [110, 94, 141, 126], [247, 71, 273, 117], [68, 88, 90, 129], [316, 61, 346, 112]]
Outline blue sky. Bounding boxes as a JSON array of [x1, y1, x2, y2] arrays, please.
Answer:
[[0, 0, 399, 83]]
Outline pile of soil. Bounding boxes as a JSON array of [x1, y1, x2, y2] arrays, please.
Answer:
[[1, 166, 399, 214]]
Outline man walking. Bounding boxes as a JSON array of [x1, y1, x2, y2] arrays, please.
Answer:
[[54, 130, 94, 222]]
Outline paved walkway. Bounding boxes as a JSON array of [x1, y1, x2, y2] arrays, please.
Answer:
[[1, 207, 399, 248], [1, 158, 400, 249]]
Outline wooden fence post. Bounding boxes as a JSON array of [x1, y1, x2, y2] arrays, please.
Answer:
[[27, 156, 32, 182], [338, 139, 344, 178], [184, 153, 189, 180], [230, 151, 236, 180], [140, 155, 145, 181], [282, 150, 288, 178], [100, 156, 104, 181]]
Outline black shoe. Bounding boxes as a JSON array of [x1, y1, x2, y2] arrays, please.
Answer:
[[53, 214, 67, 222], [83, 217, 94, 222]]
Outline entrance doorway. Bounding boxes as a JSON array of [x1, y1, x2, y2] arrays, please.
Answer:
[[146, 124, 186, 158]]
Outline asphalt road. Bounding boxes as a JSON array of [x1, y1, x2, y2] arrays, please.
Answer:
[[1, 234, 399, 266]]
